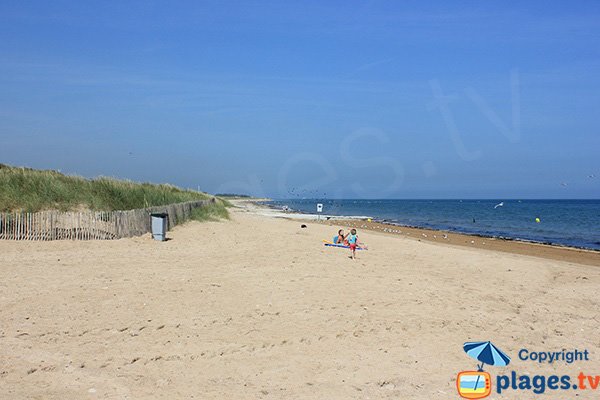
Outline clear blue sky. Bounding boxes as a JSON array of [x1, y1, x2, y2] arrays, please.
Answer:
[[1, 1, 599, 198]]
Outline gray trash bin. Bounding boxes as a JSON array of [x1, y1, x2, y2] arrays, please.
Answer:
[[151, 213, 168, 241]]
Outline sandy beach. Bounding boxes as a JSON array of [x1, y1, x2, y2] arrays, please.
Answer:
[[243, 200, 600, 267], [1, 204, 599, 399]]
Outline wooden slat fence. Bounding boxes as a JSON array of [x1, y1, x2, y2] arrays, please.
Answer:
[[0, 199, 215, 241]]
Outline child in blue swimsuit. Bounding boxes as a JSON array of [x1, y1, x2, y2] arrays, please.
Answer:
[[347, 229, 358, 259]]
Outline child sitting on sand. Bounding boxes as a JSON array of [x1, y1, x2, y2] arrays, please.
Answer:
[[334, 229, 347, 244]]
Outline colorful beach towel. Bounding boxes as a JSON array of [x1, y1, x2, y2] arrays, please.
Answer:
[[323, 240, 367, 250]]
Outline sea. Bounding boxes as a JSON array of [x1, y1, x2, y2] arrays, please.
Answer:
[[264, 199, 600, 251]]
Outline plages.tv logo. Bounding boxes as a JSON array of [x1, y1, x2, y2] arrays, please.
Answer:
[[457, 341, 511, 399]]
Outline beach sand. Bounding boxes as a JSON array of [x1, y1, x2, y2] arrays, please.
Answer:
[[1, 205, 599, 399]]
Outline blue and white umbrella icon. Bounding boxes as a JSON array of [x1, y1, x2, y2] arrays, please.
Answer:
[[464, 341, 511, 370], [463, 341, 511, 394]]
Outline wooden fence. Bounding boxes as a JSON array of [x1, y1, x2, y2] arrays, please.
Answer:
[[0, 199, 215, 241]]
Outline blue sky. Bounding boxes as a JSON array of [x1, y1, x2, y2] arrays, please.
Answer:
[[1, 1, 599, 198]]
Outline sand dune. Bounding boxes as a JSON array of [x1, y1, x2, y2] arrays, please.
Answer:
[[1, 207, 599, 399]]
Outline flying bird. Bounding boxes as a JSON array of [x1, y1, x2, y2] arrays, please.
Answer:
[[494, 202, 504, 209]]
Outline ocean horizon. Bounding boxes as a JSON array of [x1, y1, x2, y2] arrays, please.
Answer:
[[265, 199, 600, 251]]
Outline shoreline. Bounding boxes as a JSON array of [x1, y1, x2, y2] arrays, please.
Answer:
[[236, 199, 600, 267]]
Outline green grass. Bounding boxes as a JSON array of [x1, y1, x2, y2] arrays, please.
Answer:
[[0, 163, 212, 212], [189, 199, 230, 221], [216, 197, 234, 207]]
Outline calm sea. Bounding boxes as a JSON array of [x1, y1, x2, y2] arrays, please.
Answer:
[[265, 199, 600, 251]]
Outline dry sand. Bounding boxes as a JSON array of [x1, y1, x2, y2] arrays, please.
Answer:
[[1, 205, 599, 399]]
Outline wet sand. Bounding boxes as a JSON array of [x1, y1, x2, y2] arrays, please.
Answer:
[[324, 220, 600, 267]]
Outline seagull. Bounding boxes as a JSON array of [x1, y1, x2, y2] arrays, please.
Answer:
[[588, 174, 596, 179], [494, 202, 504, 209], [560, 182, 568, 187]]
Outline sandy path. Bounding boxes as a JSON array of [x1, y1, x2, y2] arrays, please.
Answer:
[[1, 208, 599, 399]]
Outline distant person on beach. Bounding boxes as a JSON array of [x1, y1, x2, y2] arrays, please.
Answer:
[[333, 229, 347, 244], [347, 229, 359, 259]]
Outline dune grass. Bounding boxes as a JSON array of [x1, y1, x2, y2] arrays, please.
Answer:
[[0, 164, 212, 212], [189, 199, 230, 222]]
